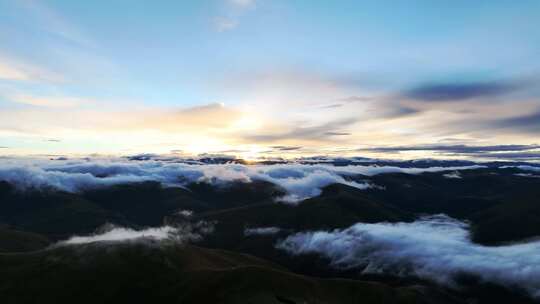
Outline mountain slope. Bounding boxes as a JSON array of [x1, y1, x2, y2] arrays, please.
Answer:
[[0, 242, 462, 304], [0, 228, 50, 253]]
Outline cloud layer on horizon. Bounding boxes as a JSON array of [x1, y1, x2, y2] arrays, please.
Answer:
[[358, 144, 540, 160], [0, 158, 485, 203]]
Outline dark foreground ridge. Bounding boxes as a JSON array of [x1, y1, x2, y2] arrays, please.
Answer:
[[0, 241, 461, 304]]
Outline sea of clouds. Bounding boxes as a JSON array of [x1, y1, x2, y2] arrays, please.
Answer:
[[276, 214, 540, 298], [0, 157, 484, 203]]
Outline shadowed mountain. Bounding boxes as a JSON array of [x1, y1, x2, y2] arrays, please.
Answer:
[[0, 241, 462, 304], [186, 183, 412, 280], [362, 168, 540, 244], [0, 228, 50, 253], [0, 181, 124, 240]]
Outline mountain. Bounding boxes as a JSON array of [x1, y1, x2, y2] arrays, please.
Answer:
[[0, 227, 49, 253], [0, 241, 462, 304]]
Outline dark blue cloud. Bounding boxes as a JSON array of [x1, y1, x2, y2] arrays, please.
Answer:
[[404, 81, 519, 101], [494, 111, 540, 133], [270, 146, 303, 151]]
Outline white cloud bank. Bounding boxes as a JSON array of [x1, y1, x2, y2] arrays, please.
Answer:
[[276, 215, 540, 298], [61, 226, 176, 244], [0, 158, 483, 203], [60, 221, 214, 245]]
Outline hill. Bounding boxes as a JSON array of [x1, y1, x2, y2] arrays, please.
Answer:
[[0, 241, 462, 304]]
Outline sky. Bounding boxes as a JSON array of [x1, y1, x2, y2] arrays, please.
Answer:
[[0, 0, 539, 160]]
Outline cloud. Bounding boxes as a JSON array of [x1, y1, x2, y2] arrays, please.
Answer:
[[515, 173, 540, 178], [0, 158, 484, 203], [59, 221, 214, 245], [0, 102, 243, 137], [214, 0, 256, 32], [493, 110, 540, 133], [337, 96, 374, 103], [359, 144, 540, 154], [244, 226, 281, 236], [229, 0, 256, 9], [403, 80, 521, 102], [16, 0, 94, 48], [277, 215, 540, 298], [214, 17, 239, 32], [161, 103, 242, 129], [60, 226, 177, 244], [245, 118, 357, 143], [318, 103, 344, 109], [358, 144, 540, 161], [0, 55, 63, 83], [470, 152, 540, 160], [324, 132, 351, 136], [384, 106, 421, 117], [443, 171, 462, 179], [504, 165, 540, 173], [270, 146, 302, 151], [0, 61, 29, 81], [7, 94, 84, 108]]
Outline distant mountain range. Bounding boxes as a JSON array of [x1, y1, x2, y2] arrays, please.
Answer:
[[1, 158, 540, 303]]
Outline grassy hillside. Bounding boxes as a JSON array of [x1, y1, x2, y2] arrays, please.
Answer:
[[0, 228, 50, 253], [0, 242, 462, 304]]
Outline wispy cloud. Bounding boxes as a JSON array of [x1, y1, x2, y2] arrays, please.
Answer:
[[244, 118, 357, 143], [7, 94, 85, 108], [214, 0, 256, 32], [0, 61, 29, 81], [244, 226, 281, 236], [359, 144, 540, 154], [493, 110, 540, 134], [228, 0, 256, 9], [214, 17, 239, 32], [17, 0, 95, 48], [0, 55, 64, 83], [270, 146, 303, 151]]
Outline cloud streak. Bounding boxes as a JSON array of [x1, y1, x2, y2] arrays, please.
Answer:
[[244, 118, 357, 143], [277, 215, 540, 298], [403, 80, 521, 102], [360, 144, 540, 154], [244, 226, 282, 236], [493, 110, 540, 134]]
